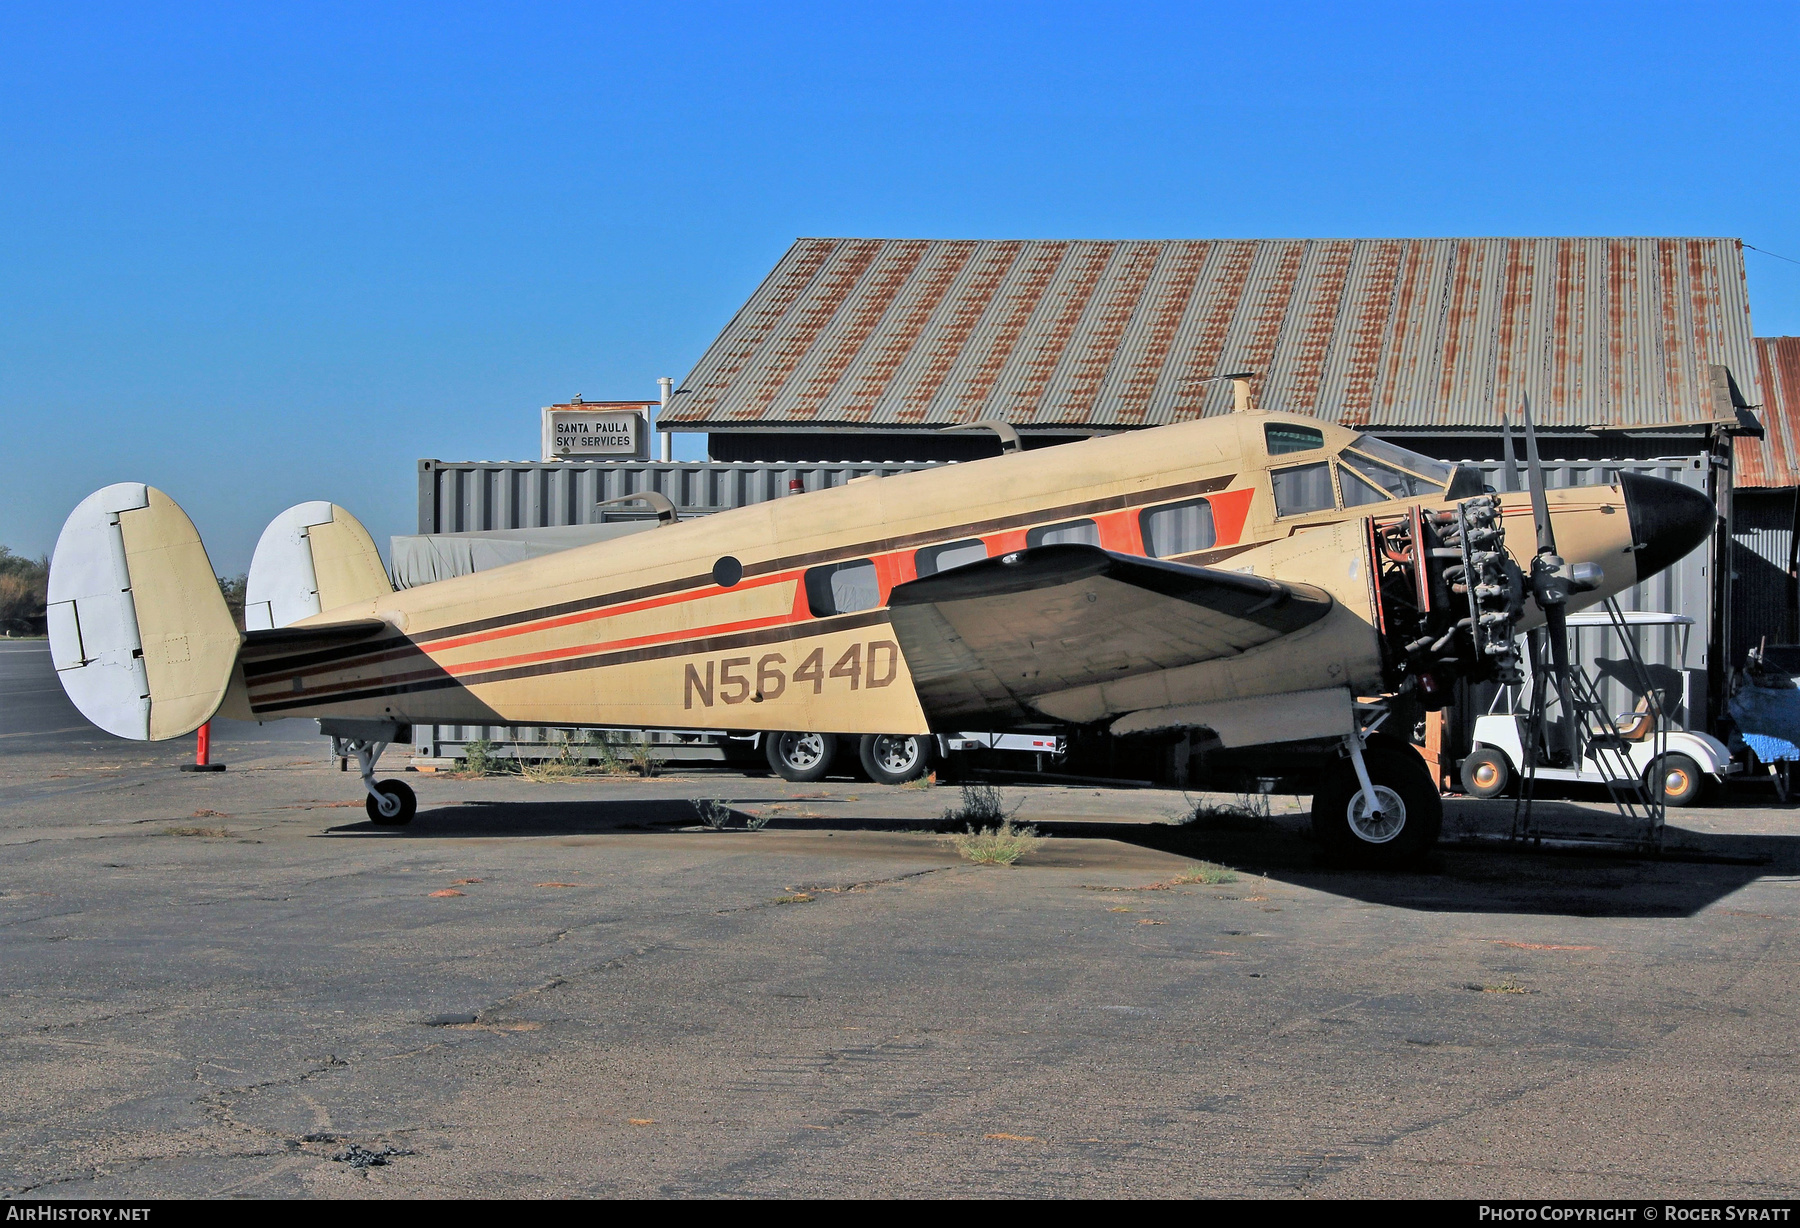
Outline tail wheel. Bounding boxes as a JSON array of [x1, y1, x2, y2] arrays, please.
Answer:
[[859, 734, 935, 785], [1647, 752, 1705, 807], [1459, 747, 1512, 799], [766, 732, 837, 783], [366, 779, 417, 826], [1311, 742, 1441, 866]]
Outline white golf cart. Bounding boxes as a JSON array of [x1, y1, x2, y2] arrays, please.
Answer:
[[1460, 612, 1737, 807]]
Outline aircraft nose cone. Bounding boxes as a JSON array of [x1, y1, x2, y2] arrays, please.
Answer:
[[1618, 471, 1714, 583]]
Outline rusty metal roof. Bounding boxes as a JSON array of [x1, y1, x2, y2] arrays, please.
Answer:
[[1736, 337, 1800, 488], [665, 237, 1760, 433]]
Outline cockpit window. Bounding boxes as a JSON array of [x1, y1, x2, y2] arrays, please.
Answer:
[[1340, 451, 1440, 499], [1347, 435, 1453, 488], [1338, 464, 1390, 507], [1265, 423, 1325, 455]]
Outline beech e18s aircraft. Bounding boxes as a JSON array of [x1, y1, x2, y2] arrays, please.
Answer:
[[47, 391, 1712, 864]]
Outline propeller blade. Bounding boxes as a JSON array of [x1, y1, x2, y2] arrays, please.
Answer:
[[1500, 410, 1521, 493], [1521, 393, 1556, 557], [1546, 602, 1579, 763]]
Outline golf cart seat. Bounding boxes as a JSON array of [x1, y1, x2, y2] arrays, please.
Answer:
[[1588, 697, 1654, 750]]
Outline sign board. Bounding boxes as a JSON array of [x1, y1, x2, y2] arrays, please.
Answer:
[[541, 405, 649, 461]]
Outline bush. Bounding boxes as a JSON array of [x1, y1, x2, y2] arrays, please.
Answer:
[[462, 738, 503, 776], [949, 818, 1043, 866], [0, 547, 48, 635], [940, 783, 1017, 827]]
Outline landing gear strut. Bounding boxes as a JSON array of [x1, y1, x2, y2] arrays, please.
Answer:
[[339, 737, 416, 826]]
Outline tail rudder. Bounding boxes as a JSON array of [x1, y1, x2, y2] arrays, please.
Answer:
[[245, 502, 392, 630], [48, 484, 239, 740]]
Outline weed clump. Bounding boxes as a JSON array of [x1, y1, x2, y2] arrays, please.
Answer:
[[1182, 790, 1273, 829], [941, 783, 1016, 827], [901, 771, 937, 791], [950, 818, 1043, 866], [462, 738, 505, 776], [694, 798, 772, 831], [627, 740, 663, 778], [1171, 860, 1239, 885]]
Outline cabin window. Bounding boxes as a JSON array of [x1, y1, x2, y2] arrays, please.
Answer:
[[804, 559, 881, 617], [1337, 464, 1390, 508], [1026, 519, 1101, 548], [1339, 450, 1438, 499], [916, 538, 989, 577], [1265, 423, 1325, 455], [1140, 498, 1217, 557], [1271, 462, 1337, 517]]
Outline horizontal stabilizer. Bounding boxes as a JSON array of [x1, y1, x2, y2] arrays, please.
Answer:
[[48, 484, 240, 740], [886, 544, 1334, 727]]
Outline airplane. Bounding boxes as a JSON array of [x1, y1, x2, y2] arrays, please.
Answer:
[[44, 384, 1713, 865]]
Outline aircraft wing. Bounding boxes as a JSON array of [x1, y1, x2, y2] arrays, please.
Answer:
[[885, 544, 1333, 726]]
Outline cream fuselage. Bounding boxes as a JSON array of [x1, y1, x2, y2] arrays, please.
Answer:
[[222, 413, 1641, 735]]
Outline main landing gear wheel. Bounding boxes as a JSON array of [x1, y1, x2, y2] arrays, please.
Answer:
[[766, 732, 837, 783], [1312, 738, 1441, 866], [1459, 747, 1512, 799], [859, 733, 935, 785], [366, 779, 417, 826], [1647, 752, 1705, 808]]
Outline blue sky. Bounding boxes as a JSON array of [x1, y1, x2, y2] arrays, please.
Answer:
[[4, 1, 1797, 572]]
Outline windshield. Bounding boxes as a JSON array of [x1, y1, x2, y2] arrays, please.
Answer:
[[1347, 435, 1454, 490]]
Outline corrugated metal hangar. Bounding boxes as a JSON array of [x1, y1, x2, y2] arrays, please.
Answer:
[[416, 234, 1782, 777]]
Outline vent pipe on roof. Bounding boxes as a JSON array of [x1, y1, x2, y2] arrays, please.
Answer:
[[657, 376, 674, 462]]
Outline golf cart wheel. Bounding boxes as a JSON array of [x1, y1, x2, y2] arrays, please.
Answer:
[[1647, 752, 1705, 807], [1459, 748, 1512, 799], [766, 732, 837, 783], [366, 779, 417, 826], [859, 733, 935, 785], [1311, 743, 1441, 866]]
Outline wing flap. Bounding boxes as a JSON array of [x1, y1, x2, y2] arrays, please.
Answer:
[[886, 544, 1333, 726]]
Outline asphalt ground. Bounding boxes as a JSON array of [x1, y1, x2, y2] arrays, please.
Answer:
[[2, 642, 1798, 1198]]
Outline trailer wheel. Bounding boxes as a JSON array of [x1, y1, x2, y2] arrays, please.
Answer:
[[859, 734, 935, 785], [1647, 752, 1705, 807], [1311, 743, 1440, 866], [766, 732, 837, 783], [1459, 748, 1512, 799]]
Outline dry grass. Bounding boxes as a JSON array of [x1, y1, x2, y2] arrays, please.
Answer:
[[949, 818, 1043, 866], [1171, 860, 1240, 885], [901, 771, 937, 790], [163, 825, 230, 838], [1182, 791, 1273, 828], [941, 783, 1017, 827]]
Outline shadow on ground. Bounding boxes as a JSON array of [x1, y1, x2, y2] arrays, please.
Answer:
[[320, 793, 1797, 919]]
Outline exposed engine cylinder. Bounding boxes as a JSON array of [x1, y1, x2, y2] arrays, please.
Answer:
[[1368, 495, 1525, 705]]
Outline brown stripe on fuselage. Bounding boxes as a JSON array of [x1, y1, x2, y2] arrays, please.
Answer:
[[248, 609, 893, 716]]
